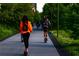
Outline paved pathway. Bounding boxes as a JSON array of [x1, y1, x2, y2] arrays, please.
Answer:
[[0, 30, 59, 56]]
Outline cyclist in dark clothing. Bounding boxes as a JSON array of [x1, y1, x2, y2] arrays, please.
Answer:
[[42, 16, 50, 43]]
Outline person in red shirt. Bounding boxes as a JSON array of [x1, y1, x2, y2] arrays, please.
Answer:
[[20, 15, 32, 56]]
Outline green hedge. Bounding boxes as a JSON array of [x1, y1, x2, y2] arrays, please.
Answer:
[[0, 24, 17, 41], [51, 30, 79, 56]]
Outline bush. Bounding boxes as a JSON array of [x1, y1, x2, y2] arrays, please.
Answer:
[[51, 30, 79, 55]]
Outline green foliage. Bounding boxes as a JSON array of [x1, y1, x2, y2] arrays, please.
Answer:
[[0, 3, 35, 29], [43, 3, 58, 29], [52, 30, 79, 55], [43, 3, 79, 55], [34, 11, 41, 23], [0, 24, 16, 41], [43, 3, 79, 39], [59, 4, 79, 39], [0, 3, 36, 40]]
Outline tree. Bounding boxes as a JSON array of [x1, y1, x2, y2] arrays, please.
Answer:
[[43, 3, 58, 29], [43, 3, 79, 39], [0, 3, 36, 29]]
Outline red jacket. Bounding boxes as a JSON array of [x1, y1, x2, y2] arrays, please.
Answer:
[[20, 21, 32, 34]]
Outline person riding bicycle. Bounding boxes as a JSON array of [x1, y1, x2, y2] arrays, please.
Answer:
[[42, 16, 50, 43]]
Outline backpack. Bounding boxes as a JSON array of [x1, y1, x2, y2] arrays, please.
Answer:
[[43, 20, 49, 28], [22, 22, 28, 31]]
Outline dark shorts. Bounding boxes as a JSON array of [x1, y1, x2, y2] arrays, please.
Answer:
[[43, 27, 48, 32], [22, 32, 30, 48]]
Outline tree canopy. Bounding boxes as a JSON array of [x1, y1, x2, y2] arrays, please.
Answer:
[[43, 3, 79, 39], [0, 3, 36, 29]]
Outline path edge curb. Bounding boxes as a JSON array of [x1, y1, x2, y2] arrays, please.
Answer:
[[0, 32, 18, 42], [48, 32, 70, 56]]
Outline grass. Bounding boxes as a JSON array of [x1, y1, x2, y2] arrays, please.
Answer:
[[51, 30, 79, 56], [0, 24, 17, 41]]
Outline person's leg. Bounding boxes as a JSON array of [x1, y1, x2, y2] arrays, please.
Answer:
[[44, 31, 45, 38], [43, 27, 46, 38], [44, 29, 48, 43], [45, 31, 48, 38], [23, 33, 30, 55], [44, 30, 48, 38]]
